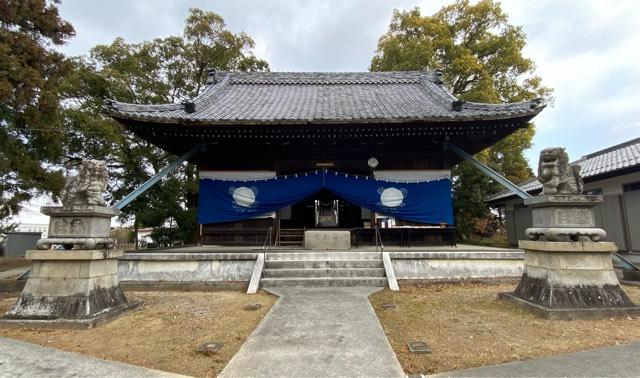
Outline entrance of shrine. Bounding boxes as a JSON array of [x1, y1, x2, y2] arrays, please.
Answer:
[[280, 189, 366, 229]]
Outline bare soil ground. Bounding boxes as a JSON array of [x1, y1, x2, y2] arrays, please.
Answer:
[[370, 281, 640, 375], [0, 257, 30, 272], [0, 290, 276, 377]]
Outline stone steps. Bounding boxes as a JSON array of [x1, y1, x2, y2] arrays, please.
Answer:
[[266, 251, 381, 260], [265, 259, 383, 269], [261, 251, 387, 288], [260, 277, 387, 287], [263, 267, 385, 278]]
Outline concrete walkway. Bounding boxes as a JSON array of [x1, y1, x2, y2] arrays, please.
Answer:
[[219, 287, 404, 378], [0, 337, 185, 378], [0, 266, 28, 280], [430, 341, 640, 377]]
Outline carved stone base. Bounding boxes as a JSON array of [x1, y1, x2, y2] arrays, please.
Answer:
[[526, 227, 606, 242], [2, 250, 133, 327], [524, 195, 605, 242], [5, 286, 129, 319], [0, 302, 140, 329], [502, 240, 639, 318], [37, 206, 119, 250], [499, 292, 640, 320], [513, 273, 634, 308]]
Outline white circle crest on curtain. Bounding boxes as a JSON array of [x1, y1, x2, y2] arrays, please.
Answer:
[[232, 186, 256, 207], [379, 187, 404, 207]]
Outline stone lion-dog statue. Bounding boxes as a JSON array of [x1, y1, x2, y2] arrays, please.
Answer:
[[60, 159, 109, 206], [537, 147, 583, 195]]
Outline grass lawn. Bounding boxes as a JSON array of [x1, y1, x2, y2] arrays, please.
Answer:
[[0, 290, 276, 377], [370, 281, 640, 375]]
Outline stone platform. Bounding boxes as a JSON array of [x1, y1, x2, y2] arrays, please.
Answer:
[[115, 245, 525, 290], [502, 240, 640, 319], [304, 230, 351, 250], [1, 249, 138, 328]]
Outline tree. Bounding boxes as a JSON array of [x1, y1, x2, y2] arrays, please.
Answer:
[[60, 8, 268, 243], [0, 0, 74, 222], [370, 0, 552, 237]]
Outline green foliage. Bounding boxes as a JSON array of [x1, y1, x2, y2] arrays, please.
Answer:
[[370, 0, 552, 237], [148, 226, 183, 248], [60, 8, 268, 243], [0, 0, 74, 220]]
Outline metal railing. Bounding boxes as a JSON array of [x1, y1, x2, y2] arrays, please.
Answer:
[[262, 227, 273, 250], [375, 226, 384, 252]]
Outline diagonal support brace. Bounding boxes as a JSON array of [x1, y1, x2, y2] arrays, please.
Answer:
[[445, 142, 532, 199], [114, 144, 204, 210]]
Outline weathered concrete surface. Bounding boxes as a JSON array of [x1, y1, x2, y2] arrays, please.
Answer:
[[500, 292, 640, 319], [219, 287, 404, 378], [247, 253, 264, 294], [5, 249, 130, 322], [27, 249, 123, 260], [118, 259, 254, 282], [509, 240, 639, 316], [119, 252, 259, 260], [519, 240, 617, 252], [38, 205, 118, 250], [391, 251, 524, 280], [304, 230, 351, 250], [0, 336, 184, 377], [430, 341, 640, 377], [0, 266, 29, 280], [115, 247, 532, 284], [261, 251, 386, 288], [382, 252, 399, 291]]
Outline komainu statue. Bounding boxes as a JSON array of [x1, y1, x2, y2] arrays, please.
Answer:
[[537, 147, 583, 195], [60, 159, 108, 206]]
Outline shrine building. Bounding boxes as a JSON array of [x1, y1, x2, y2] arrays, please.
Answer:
[[108, 70, 545, 248]]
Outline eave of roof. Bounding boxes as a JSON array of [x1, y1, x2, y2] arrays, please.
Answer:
[[106, 70, 545, 126], [487, 137, 640, 203]]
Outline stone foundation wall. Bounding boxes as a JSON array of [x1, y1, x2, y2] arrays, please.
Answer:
[[117, 250, 525, 283], [390, 251, 524, 280], [118, 253, 258, 283]]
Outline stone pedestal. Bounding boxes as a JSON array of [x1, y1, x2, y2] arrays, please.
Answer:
[[500, 240, 640, 319], [37, 206, 118, 250], [304, 230, 351, 250], [1, 249, 137, 328], [525, 195, 606, 242]]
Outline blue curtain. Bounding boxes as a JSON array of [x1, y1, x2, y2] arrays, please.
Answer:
[[197, 171, 323, 224], [324, 171, 453, 225], [197, 170, 453, 225]]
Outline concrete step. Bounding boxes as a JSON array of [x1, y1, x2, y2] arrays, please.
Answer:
[[263, 268, 385, 278], [260, 277, 387, 287], [266, 252, 381, 261], [265, 259, 383, 269]]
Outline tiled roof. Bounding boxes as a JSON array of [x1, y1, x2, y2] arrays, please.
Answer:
[[487, 138, 640, 202], [107, 71, 545, 125]]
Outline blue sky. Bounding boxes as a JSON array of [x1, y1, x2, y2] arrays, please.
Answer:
[[16, 0, 640, 223]]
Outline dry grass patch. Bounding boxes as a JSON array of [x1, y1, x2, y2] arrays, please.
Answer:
[[370, 281, 640, 375], [0, 257, 31, 272], [0, 290, 276, 377]]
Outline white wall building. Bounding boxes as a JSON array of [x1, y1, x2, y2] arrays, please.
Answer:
[[15, 223, 48, 238]]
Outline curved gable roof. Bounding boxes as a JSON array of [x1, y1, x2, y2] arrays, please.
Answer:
[[107, 70, 545, 125]]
